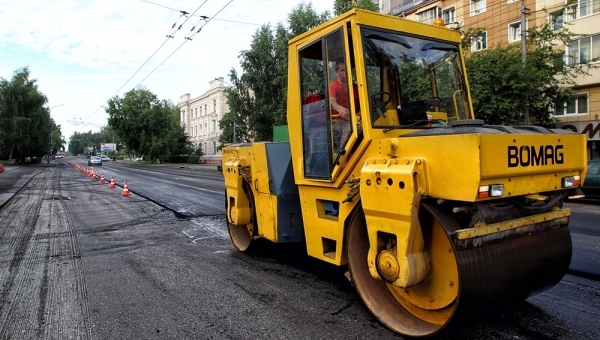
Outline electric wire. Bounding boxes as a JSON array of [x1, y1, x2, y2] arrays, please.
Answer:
[[83, 0, 211, 124], [141, 0, 260, 26], [134, 0, 234, 87]]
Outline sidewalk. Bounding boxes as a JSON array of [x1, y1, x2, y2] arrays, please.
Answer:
[[0, 164, 47, 207]]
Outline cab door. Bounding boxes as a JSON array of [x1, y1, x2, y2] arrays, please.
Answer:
[[297, 26, 360, 182]]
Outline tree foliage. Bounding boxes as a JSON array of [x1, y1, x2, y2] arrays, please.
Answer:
[[67, 125, 124, 156], [464, 21, 597, 126], [0, 67, 62, 162], [219, 2, 330, 144], [105, 87, 188, 162], [334, 0, 379, 15]]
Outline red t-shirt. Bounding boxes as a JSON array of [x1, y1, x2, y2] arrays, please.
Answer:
[[329, 80, 359, 117]]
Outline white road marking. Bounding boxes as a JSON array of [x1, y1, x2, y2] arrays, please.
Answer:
[[181, 218, 229, 244], [192, 236, 218, 244], [190, 219, 229, 239]]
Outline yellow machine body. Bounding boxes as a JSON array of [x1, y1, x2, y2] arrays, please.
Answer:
[[222, 9, 587, 337]]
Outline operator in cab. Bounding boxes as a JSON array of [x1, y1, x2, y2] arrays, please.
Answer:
[[329, 61, 359, 152]]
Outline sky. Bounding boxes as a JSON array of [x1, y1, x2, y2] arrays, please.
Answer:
[[0, 0, 333, 142]]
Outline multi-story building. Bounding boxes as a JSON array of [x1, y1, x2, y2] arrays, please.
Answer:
[[178, 77, 230, 164], [379, 0, 599, 159]]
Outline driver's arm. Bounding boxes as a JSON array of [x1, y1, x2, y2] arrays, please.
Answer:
[[330, 96, 349, 120]]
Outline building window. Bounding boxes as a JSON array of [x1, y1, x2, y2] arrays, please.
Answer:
[[213, 99, 217, 113], [471, 31, 487, 52], [579, 0, 600, 17], [554, 94, 589, 115], [471, 0, 486, 16], [549, 10, 564, 30], [442, 7, 455, 24], [508, 22, 521, 43], [565, 0, 600, 21], [567, 34, 600, 66], [417, 7, 439, 24], [213, 141, 217, 154], [205, 104, 207, 115]]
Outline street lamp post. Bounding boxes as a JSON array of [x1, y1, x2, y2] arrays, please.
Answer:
[[48, 104, 64, 163]]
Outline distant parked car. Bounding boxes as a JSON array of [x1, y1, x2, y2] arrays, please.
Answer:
[[582, 159, 600, 199], [88, 156, 102, 166], [135, 156, 143, 162], [100, 155, 111, 162]]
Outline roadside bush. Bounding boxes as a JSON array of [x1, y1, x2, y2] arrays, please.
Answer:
[[188, 155, 200, 164]]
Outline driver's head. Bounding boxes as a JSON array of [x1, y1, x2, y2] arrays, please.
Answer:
[[334, 61, 347, 84]]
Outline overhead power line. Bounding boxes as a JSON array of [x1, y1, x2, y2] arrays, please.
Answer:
[[141, 0, 260, 26], [83, 0, 212, 124], [135, 0, 234, 86], [109, 0, 209, 99]]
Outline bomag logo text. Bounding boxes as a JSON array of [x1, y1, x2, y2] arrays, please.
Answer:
[[508, 145, 564, 167]]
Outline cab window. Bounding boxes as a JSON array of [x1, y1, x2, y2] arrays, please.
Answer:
[[361, 28, 471, 128], [299, 29, 352, 179]]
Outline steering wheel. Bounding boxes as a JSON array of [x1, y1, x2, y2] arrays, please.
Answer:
[[371, 92, 392, 117], [424, 96, 442, 111]]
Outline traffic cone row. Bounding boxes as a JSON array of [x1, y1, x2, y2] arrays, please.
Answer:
[[67, 161, 131, 197]]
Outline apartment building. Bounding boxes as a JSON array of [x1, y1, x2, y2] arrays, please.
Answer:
[[178, 77, 230, 164], [379, 0, 599, 159]]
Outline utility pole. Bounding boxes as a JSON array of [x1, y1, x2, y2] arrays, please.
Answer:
[[521, 0, 529, 125]]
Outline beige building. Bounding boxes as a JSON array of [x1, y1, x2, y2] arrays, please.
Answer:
[[380, 0, 599, 159], [178, 77, 230, 164]]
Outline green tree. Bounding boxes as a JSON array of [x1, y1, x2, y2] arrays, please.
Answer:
[[0, 67, 61, 163], [172, 122, 194, 155], [68, 130, 109, 155], [105, 87, 180, 162], [464, 21, 597, 126], [220, 2, 330, 145], [334, 0, 378, 15], [219, 69, 254, 146]]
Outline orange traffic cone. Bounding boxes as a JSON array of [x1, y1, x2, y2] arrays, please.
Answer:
[[109, 176, 116, 188], [100, 173, 105, 183], [122, 181, 130, 196]]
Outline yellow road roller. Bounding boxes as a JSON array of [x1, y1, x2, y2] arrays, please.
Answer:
[[222, 9, 587, 337]]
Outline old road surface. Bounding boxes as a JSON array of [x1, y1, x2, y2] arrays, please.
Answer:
[[0, 163, 598, 339]]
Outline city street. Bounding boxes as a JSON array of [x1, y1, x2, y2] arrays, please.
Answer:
[[0, 159, 598, 339]]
